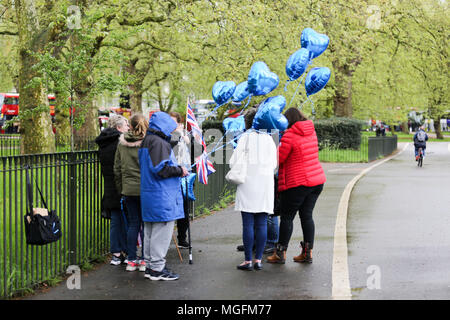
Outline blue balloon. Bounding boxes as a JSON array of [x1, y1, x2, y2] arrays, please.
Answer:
[[300, 28, 329, 60], [247, 61, 279, 96], [212, 81, 236, 107], [223, 115, 245, 133], [181, 173, 197, 201], [232, 81, 250, 102], [286, 48, 310, 81], [305, 67, 331, 96], [252, 95, 288, 131]]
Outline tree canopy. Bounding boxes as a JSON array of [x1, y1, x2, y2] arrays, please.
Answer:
[[0, 0, 448, 152]]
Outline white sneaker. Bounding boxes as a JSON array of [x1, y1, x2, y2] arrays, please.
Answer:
[[138, 260, 146, 272], [126, 260, 138, 271]]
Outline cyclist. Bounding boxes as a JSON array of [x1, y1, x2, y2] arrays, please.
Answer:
[[413, 125, 428, 161]]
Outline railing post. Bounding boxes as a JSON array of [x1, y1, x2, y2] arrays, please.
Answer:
[[68, 152, 77, 265]]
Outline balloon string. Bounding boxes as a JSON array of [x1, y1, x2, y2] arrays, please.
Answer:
[[287, 73, 305, 109], [239, 95, 252, 115], [284, 80, 291, 92], [190, 129, 278, 169]]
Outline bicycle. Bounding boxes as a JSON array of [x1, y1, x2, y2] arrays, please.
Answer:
[[417, 147, 423, 167]]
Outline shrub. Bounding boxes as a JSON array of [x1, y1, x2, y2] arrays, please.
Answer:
[[315, 117, 364, 150], [201, 120, 225, 134]]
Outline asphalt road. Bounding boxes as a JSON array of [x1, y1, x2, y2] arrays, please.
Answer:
[[347, 142, 450, 299]]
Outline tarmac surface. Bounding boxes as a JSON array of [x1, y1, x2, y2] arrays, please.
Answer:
[[23, 142, 450, 300]]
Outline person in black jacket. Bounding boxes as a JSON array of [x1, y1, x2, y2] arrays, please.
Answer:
[[95, 115, 129, 265]]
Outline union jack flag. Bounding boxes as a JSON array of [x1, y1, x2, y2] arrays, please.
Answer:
[[187, 101, 207, 151], [195, 153, 216, 185], [186, 100, 215, 184]]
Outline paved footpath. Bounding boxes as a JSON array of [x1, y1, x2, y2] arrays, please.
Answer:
[[23, 142, 449, 300], [347, 142, 450, 299]]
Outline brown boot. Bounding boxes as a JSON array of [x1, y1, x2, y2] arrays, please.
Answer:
[[266, 244, 287, 264], [293, 241, 312, 263]]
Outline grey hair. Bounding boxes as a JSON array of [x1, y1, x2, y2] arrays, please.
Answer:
[[108, 115, 128, 129]]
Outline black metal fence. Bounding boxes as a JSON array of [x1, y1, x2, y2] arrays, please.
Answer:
[[368, 136, 398, 161], [0, 150, 232, 298], [0, 151, 107, 298], [0, 134, 97, 157], [0, 135, 20, 157]]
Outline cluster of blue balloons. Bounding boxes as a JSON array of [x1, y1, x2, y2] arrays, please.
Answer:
[[212, 27, 332, 136], [286, 28, 331, 98]]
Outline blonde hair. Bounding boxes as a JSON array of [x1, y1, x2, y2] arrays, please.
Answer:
[[108, 115, 128, 130], [130, 113, 148, 139]]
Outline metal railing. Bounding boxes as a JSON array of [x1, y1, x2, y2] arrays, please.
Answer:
[[368, 136, 398, 161], [0, 150, 233, 298], [0, 134, 97, 157], [0, 135, 21, 157]]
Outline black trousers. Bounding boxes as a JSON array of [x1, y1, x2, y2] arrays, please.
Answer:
[[278, 184, 324, 249], [177, 197, 189, 242]]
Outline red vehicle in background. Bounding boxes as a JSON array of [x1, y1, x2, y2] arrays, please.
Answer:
[[0, 93, 56, 133]]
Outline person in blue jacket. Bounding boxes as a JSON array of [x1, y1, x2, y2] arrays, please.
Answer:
[[139, 112, 188, 281]]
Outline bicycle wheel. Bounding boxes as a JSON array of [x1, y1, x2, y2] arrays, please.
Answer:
[[418, 148, 423, 167]]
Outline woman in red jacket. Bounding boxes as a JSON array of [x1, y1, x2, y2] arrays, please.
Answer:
[[267, 107, 326, 264]]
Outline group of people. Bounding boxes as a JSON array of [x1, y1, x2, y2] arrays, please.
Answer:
[[95, 111, 191, 281], [95, 104, 327, 279], [231, 106, 326, 270]]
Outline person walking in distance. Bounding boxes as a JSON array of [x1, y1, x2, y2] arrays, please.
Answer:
[[267, 108, 326, 264]]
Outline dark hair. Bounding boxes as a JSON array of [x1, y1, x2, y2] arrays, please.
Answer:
[[169, 111, 182, 124], [284, 107, 307, 128], [244, 105, 259, 130]]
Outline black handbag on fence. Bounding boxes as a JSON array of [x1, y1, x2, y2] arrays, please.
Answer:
[[23, 166, 62, 245]]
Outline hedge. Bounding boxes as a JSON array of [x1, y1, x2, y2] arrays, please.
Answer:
[[315, 117, 364, 150], [201, 117, 364, 150]]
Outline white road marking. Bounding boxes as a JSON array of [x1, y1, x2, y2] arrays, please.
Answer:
[[331, 143, 409, 300]]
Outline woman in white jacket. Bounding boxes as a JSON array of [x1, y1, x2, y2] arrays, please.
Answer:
[[230, 107, 278, 271]]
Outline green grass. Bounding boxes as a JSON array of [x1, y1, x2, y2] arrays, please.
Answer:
[[362, 130, 450, 142], [318, 136, 369, 163]]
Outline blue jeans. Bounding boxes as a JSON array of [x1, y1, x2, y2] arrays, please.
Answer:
[[124, 196, 143, 261], [110, 209, 127, 254], [414, 146, 426, 157], [267, 215, 279, 248], [241, 212, 268, 261]]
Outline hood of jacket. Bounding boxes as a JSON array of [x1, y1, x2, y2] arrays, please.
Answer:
[[95, 127, 121, 148], [119, 131, 144, 147], [288, 120, 315, 137], [148, 112, 177, 141]]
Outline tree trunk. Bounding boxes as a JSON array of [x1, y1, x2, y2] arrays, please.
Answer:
[[433, 117, 443, 139], [74, 91, 99, 150], [332, 62, 353, 118], [54, 91, 71, 149], [401, 121, 409, 134], [130, 91, 143, 114], [15, 0, 55, 154]]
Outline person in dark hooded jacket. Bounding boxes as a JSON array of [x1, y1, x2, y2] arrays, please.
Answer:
[[95, 115, 129, 265], [139, 112, 188, 281]]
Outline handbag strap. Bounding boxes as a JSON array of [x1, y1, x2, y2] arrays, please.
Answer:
[[25, 166, 49, 216]]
